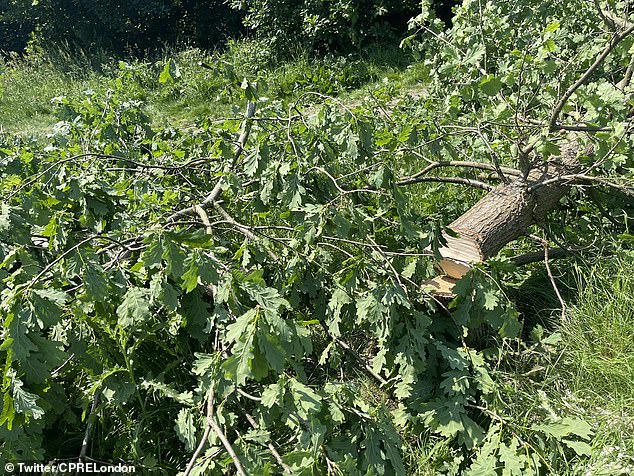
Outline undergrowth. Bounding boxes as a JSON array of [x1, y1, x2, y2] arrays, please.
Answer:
[[0, 41, 414, 135], [491, 252, 634, 476]]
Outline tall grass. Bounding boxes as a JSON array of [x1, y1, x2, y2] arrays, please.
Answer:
[[495, 252, 634, 475], [559, 254, 634, 474], [0, 50, 109, 135], [562, 256, 634, 399], [1, 41, 414, 136]]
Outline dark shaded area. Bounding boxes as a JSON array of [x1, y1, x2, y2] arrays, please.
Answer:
[[434, 0, 460, 27], [0, 0, 34, 53], [512, 263, 581, 334], [0, 0, 463, 58], [1, 0, 244, 56], [1, 0, 464, 58]]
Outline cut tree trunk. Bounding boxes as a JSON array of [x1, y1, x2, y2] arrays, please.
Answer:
[[429, 138, 583, 292]]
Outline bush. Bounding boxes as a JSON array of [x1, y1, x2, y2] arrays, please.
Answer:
[[230, 0, 421, 54], [1, 0, 243, 55]]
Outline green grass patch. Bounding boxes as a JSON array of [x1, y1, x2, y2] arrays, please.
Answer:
[[1, 41, 416, 136], [558, 254, 634, 474], [488, 252, 634, 475], [0, 51, 110, 136], [562, 256, 634, 399]]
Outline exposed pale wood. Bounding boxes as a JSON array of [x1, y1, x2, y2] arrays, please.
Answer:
[[436, 139, 582, 280], [423, 275, 458, 297]]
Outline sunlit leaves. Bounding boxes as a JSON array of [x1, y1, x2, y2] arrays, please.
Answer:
[[116, 287, 151, 329], [479, 75, 503, 96], [174, 408, 197, 452], [223, 308, 258, 385], [11, 379, 45, 421]]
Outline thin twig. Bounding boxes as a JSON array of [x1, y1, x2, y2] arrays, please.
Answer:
[[213, 203, 280, 261], [511, 248, 569, 265], [210, 408, 247, 476], [183, 388, 214, 476], [236, 388, 262, 402], [194, 205, 212, 235], [77, 389, 100, 474], [530, 235, 567, 321], [25, 234, 99, 293], [310, 166, 383, 196], [319, 322, 387, 386], [475, 127, 511, 184], [233, 397, 292, 473], [528, 174, 634, 196], [367, 235, 409, 299], [168, 102, 257, 222], [5, 153, 199, 202], [618, 55, 634, 89], [184, 387, 248, 476]]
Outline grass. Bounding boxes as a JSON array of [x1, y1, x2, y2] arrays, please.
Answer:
[[489, 251, 634, 475], [403, 433, 460, 475], [563, 256, 634, 398], [0, 52, 109, 136], [1, 41, 417, 136], [559, 254, 634, 474]]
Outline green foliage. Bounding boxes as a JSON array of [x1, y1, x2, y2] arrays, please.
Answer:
[[230, 0, 421, 54], [0, 58, 513, 472], [0, 44, 412, 135], [2, 0, 634, 473], [2, 0, 242, 55], [471, 252, 634, 476]]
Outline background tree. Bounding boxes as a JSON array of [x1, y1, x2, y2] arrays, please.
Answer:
[[1, 0, 243, 56], [0, 0, 34, 52]]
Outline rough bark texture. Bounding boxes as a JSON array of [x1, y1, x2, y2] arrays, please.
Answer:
[[437, 138, 582, 279]]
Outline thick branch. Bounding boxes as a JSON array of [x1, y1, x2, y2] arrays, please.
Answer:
[[510, 248, 569, 265], [403, 161, 521, 180]]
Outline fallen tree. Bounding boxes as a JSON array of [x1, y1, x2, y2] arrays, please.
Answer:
[[434, 139, 582, 280], [401, 1, 634, 294]]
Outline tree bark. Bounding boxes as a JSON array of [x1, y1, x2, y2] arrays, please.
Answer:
[[436, 138, 583, 280]]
